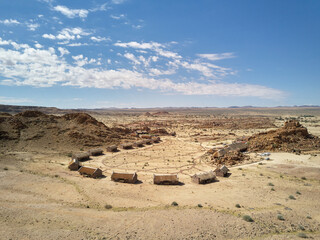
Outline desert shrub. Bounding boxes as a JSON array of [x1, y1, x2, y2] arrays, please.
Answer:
[[271, 188, 275, 191], [242, 215, 254, 222], [171, 201, 178, 206], [301, 177, 307, 180], [306, 216, 312, 219], [297, 232, 308, 238], [259, 173, 263, 176], [197, 204, 203, 208], [296, 191, 301, 195], [3, 167, 8, 170], [238, 168, 242, 170], [104, 204, 112, 209], [235, 204, 241, 208], [258, 162, 263, 165], [289, 195, 296, 200], [66, 153, 72, 157], [268, 182, 274, 186], [277, 214, 285, 221], [54, 174, 59, 178], [299, 225, 305, 231]]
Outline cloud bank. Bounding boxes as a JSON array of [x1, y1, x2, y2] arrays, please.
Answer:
[[0, 38, 284, 99]]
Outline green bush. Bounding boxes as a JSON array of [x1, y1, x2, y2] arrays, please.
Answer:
[[296, 191, 301, 195], [171, 201, 178, 206], [289, 195, 296, 200], [235, 204, 241, 208], [242, 215, 254, 222], [104, 204, 112, 209], [277, 214, 285, 221], [297, 232, 308, 238]]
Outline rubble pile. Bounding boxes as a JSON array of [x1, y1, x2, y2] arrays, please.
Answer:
[[247, 120, 320, 153]]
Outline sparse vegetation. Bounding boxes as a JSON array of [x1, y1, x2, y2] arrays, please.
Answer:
[[301, 177, 307, 180], [297, 232, 308, 238], [271, 188, 275, 191], [296, 191, 301, 195], [306, 215, 312, 219], [104, 204, 112, 209], [289, 195, 296, 200], [235, 204, 241, 208], [197, 204, 203, 208], [171, 201, 178, 206], [67, 153, 72, 158], [268, 182, 274, 186], [3, 167, 8, 170], [277, 214, 285, 221], [242, 215, 254, 222]]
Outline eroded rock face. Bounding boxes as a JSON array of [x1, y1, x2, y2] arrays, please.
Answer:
[[247, 120, 320, 152], [0, 111, 134, 152]]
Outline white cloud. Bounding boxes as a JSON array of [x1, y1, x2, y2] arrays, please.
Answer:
[[27, 23, 40, 31], [112, 0, 126, 4], [42, 33, 56, 40], [72, 54, 99, 66], [110, 14, 125, 20], [58, 47, 70, 57], [197, 52, 235, 61], [132, 24, 143, 29], [179, 61, 215, 77], [149, 68, 176, 76], [114, 41, 181, 59], [90, 3, 108, 12], [42, 28, 91, 43], [0, 37, 11, 45], [0, 96, 33, 104], [90, 36, 109, 42], [53, 5, 89, 19], [123, 53, 141, 65], [0, 41, 284, 99], [34, 43, 43, 49], [0, 19, 20, 25], [115, 41, 163, 50], [67, 42, 89, 47]]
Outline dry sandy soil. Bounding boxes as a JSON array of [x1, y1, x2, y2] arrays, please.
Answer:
[[1, 108, 320, 239]]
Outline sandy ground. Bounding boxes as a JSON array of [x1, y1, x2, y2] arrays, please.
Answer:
[[1, 111, 320, 239]]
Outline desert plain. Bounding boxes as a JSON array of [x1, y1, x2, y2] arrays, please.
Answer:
[[1, 106, 320, 239]]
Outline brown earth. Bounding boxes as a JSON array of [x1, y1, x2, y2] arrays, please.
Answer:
[[0, 111, 133, 153], [1, 108, 320, 239], [247, 120, 320, 153]]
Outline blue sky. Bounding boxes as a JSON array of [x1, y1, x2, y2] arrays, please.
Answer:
[[0, 0, 319, 108]]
